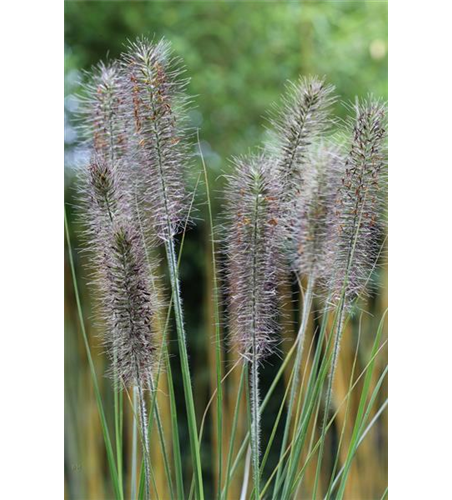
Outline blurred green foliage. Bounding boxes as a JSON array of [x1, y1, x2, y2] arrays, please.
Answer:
[[65, 1, 387, 173]]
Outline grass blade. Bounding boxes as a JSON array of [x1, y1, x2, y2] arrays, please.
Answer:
[[198, 130, 223, 500], [131, 387, 138, 500], [334, 311, 387, 500], [165, 236, 204, 500]]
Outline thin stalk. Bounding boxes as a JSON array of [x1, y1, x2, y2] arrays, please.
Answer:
[[224, 327, 307, 489], [198, 130, 223, 500], [380, 486, 389, 500], [114, 359, 124, 496], [240, 447, 252, 500], [294, 330, 322, 498], [281, 349, 334, 499], [189, 361, 241, 500], [135, 370, 151, 500], [165, 353, 185, 499], [337, 311, 386, 500], [249, 185, 262, 500], [223, 365, 247, 500], [250, 358, 260, 500], [148, 375, 175, 500], [259, 362, 296, 478], [165, 235, 204, 500], [271, 307, 332, 499], [144, 62, 204, 498], [272, 276, 314, 499], [137, 309, 183, 500], [131, 387, 138, 500], [258, 328, 319, 499], [135, 174, 201, 500], [149, 462, 159, 500]]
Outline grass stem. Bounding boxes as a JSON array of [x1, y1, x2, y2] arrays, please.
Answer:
[[198, 130, 223, 499], [131, 387, 138, 500], [165, 236, 204, 500]]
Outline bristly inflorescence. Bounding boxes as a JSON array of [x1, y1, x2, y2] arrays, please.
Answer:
[[224, 153, 285, 362], [79, 154, 128, 242], [268, 76, 336, 203], [119, 37, 192, 242], [105, 224, 158, 388], [80, 156, 160, 389], [77, 61, 129, 162], [289, 144, 345, 283], [327, 98, 387, 307]]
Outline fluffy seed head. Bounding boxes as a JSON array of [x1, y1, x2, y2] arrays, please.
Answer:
[[327, 98, 387, 306], [79, 155, 160, 389], [119, 37, 192, 242], [104, 224, 158, 388], [78, 155, 128, 243], [77, 61, 128, 161], [268, 76, 336, 202], [224, 153, 285, 362], [289, 144, 344, 281]]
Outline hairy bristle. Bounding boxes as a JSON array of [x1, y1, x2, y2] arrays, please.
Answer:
[[119, 37, 192, 242], [77, 61, 129, 161], [268, 76, 336, 202], [289, 144, 345, 281], [224, 153, 285, 361], [79, 155, 160, 389], [79, 155, 127, 238], [326, 98, 387, 306], [105, 225, 158, 387]]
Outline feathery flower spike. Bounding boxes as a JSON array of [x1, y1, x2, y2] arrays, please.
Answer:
[[81, 156, 159, 389], [224, 153, 284, 500], [268, 76, 336, 204], [119, 37, 192, 242], [327, 98, 387, 307], [290, 144, 345, 282], [225, 153, 284, 361], [78, 61, 129, 162]]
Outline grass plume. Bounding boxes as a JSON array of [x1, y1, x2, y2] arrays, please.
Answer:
[[268, 76, 336, 204], [119, 37, 192, 242], [78, 61, 129, 163], [327, 98, 388, 307], [224, 153, 285, 500]]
